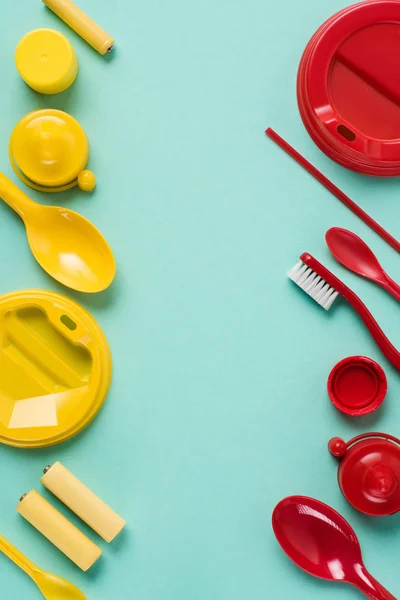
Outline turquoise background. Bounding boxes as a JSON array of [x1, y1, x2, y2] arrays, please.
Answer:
[[1, 0, 400, 598]]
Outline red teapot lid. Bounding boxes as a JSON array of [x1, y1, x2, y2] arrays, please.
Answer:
[[329, 434, 400, 516], [298, 0, 400, 175]]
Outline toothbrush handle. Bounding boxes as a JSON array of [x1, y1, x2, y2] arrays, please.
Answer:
[[0, 535, 37, 578], [302, 253, 400, 371]]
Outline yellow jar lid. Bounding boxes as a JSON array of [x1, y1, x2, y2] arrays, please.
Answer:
[[15, 29, 78, 95], [10, 109, 91, 190]]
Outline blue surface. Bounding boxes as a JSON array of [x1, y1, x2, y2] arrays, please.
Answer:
[[1, 0, 400, 598]]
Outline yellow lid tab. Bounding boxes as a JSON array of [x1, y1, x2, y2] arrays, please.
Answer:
[[15, 29, 78, 95]]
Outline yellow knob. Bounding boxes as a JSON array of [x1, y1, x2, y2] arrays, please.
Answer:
[[78, 170, 96, 192], [15, 29, 78, 95]]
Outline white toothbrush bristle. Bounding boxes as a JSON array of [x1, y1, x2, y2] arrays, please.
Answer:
[[288, 261, 339, 310]]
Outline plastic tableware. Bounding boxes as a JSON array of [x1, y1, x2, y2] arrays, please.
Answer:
[[326, 227, 400, 300], [329, 433, 400, 516], [298, 0, 400, 175], [0, 534, 86, 599], [0, 289, 112, 448], [273, 495, 396, 599], [15, 29, 78, 95], [9, 109, 96, 192], [0, 174, 115, 293], [327, 356, 387, 416]]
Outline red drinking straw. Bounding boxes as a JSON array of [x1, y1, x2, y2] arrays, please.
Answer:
[[266, 127, 400, 253]]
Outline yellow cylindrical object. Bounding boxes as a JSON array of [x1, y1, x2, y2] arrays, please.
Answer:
[[42, 0, 115, 55], [41, 462, 126, 542], [15, 29, 78, 94], [17, 491, 102, 571]]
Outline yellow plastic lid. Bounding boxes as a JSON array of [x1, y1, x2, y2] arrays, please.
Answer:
[[0, 290, 112, 448], [10, 109, 96, 192], [15, 29, 78, 95]]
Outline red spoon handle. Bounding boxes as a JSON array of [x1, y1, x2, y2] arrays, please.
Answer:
[[382, 275, 400, 302], [354, 568, 397, 600]]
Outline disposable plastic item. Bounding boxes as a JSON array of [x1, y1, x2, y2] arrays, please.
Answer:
[[0, 174, 116, 293], [0, 534, 86, 598], [9, 109, 95, 192], [266, 128, 400, 252], [288, 252, 400, 371], [273, 495, 396, 599], [326, 227, 400, 299], [15, 29, 78, 94], [327, 356, 387, 415], [329, 433, 400, 516], [298, 0, 400, 175], [0, 289, 112, 448]]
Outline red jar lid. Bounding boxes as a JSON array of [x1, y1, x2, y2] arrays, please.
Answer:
[[336, 437, 400, 515], [298, 0, 400, 176], [327, 356, 387, 416]]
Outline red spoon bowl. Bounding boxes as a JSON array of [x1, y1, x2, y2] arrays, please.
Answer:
[[326, 227, 400, 301], [272, 496, 396, 599]]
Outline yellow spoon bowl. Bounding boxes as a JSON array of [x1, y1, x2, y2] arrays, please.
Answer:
[[0, 534, 86, 599], [0, 174, 116, 293]]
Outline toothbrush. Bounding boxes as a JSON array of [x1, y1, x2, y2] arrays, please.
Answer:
[[288, 253, 400, 370]]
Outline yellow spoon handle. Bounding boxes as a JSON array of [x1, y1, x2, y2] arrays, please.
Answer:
[[0, 534, 37, 577], [0, 174, 37, 220]]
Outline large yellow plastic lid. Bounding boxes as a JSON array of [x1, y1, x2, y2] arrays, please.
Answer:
[[15, 29, 78, 95], [0, 290, 112, 448], [9, 109, 96, 192]]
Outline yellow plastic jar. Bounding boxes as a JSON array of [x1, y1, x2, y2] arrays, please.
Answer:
[[15, 28, 78, 95], [9, 109, 96, 192]]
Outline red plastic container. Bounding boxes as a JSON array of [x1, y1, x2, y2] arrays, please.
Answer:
[[328, 433, 400, 516], [298, 0, 400, 175], [327, 356, 387, 416]]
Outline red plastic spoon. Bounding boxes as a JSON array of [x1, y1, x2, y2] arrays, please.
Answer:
[[326, 227, 400, 301], [272, 496, 396, 599]]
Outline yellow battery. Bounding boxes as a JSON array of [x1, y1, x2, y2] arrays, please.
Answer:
[[42, 0, 115, 55], [41, 462, 126, 542], [17, 491, 102, 571]]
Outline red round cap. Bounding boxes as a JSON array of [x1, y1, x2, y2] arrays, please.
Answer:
[[327, 356, 387, 416], [338, 438, 400, 515], [298, 0, 400, 176]]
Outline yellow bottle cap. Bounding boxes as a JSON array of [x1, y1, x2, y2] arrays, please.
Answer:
[[10, 109, 95, 192], [15, 29, 78, 95]]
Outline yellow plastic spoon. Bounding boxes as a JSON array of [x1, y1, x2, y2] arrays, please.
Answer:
[[0, 534, 86, 599], [0, 173, 116, 293]]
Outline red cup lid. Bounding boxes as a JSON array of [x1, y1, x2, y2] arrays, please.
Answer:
[[298, 0, 400, 175], [338, 437, 400, 515], [327, 356, 387, 415]]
